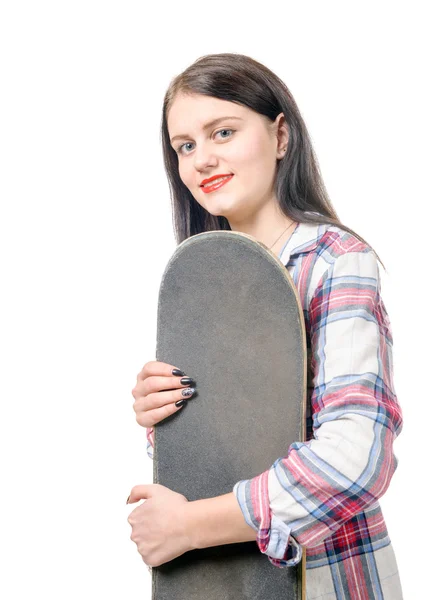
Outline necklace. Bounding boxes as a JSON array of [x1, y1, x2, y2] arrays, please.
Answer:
[[269, 221, 295, 250]]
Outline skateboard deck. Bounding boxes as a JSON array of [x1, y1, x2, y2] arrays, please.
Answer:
[[152, 230, 307, 600]]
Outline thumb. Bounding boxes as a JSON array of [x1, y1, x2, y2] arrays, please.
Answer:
[[126, 484, 157, 504]]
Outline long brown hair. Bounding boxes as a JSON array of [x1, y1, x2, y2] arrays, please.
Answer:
[[160, 52, 384, 269]]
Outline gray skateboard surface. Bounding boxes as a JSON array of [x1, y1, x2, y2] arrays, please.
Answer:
[[152, 230, 306, 599]]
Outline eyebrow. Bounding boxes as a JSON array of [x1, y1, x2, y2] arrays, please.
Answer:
[[170, 116, 244, 144]]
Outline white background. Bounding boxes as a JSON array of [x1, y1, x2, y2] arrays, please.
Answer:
[[1, 1, 419, 598]]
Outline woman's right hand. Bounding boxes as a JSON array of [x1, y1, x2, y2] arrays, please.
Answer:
[[131, 361, 196, 428]]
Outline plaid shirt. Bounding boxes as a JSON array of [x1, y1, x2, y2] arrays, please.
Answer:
[[146, 219, 403, 599]]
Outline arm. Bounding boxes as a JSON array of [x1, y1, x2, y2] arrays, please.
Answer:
[[146, 419, 260, 547], [232, 248, 403, 565], [183, 248, 402, 565]]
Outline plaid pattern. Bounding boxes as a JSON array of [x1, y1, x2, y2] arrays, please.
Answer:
[[146, 218, 403, 599]]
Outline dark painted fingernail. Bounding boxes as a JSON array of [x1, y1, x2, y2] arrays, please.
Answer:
[[172, 368, 185, 376], [175, 399, 188, 408], [180, 377, 194, 385]]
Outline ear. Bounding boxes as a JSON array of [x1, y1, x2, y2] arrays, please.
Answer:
[[274, 112, 289, 159]]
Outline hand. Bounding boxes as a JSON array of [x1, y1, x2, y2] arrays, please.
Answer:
[[127, 483, 195, 567], [131, 361, 196, 427]]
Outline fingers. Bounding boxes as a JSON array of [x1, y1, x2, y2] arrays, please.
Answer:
[[132, 361, 196, 428], [133, 386, 196, 427], [131, 374, 194, 403], [139, 361, 183, 382], [139, 399, 191, 428], [142, 386, 196, 412], [142, 374, 193, 395]]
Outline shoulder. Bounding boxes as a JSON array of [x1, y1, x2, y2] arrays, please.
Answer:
[[288, 217, 381, 308], [314, 224, 379, 283], [309, 227, 381, 318]]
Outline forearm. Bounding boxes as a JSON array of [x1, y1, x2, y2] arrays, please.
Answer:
[[147, 424, 255, 548], [184, 491, 256, 550], [235, 409, 399, 552]]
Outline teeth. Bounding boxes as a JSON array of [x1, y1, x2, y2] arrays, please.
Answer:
[[203, 175, 231, 187]]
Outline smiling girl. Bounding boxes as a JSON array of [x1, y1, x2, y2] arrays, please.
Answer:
[[128, 53, 403, 599]]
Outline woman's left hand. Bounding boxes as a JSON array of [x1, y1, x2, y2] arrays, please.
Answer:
[[127, 483, 194, 567]]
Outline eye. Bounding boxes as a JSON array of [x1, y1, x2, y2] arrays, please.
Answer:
[[176, 128, 235, 156], [177, 141, 194, 155], [216, 128, 233, 139]]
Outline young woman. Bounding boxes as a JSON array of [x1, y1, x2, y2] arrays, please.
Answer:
[[127, 53, 403, 599]]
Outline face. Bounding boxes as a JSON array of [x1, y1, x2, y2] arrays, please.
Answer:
[[167, 93, 288, 225]]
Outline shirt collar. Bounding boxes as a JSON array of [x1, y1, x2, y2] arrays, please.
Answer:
[[278, 215, 331, 266]]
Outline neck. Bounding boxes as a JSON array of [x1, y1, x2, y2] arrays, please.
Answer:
[[227, 202, 295, 256]]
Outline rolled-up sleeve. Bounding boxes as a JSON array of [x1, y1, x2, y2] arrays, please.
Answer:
[[233, 249, 403, 566]]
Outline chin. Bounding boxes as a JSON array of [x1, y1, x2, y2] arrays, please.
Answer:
[[205, 196, 241, 218], [193, 197, 227, 218]]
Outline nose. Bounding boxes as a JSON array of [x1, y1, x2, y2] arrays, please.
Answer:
[[193, 142, 218, 171]]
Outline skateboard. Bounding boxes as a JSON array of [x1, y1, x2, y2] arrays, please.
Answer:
[[152, 230, 307, 600]]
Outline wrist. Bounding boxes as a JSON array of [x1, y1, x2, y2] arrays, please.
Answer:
[[181, 500, 201, 551]]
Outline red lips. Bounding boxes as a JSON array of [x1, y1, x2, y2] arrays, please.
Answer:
[[200, 174, 233, 186], [200, 174, 234, 194]]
